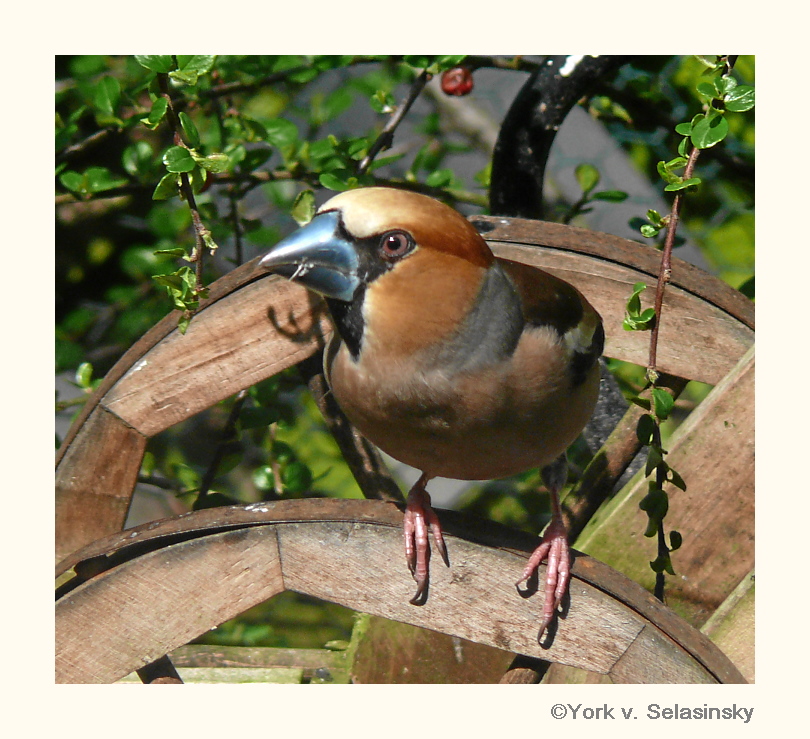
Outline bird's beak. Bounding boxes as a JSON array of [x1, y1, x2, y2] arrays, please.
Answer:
[[259, 210, 361, 302]]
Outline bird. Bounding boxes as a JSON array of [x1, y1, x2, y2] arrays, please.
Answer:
[[259, 186, 604, 639]]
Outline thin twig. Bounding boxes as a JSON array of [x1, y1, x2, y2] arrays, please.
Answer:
[[56, 127, 117, 165], [157, 69, 209, 293], [357, 69, 432, 175], [647, 145, 701, 378]]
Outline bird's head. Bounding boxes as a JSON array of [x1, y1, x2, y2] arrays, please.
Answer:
[[260, 187, 495, 359]]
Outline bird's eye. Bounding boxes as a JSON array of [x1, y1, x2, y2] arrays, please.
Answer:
[[379, 230, 413, 260]]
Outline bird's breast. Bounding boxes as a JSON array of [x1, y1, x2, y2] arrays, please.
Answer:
[[324, 324, 600, 481]]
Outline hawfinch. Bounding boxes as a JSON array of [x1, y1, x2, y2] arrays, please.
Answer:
[[260, 187, 604, 638]]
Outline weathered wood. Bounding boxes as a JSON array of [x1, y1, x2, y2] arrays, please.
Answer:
[[701, 570, 755, 683], [56, 526, 285, 683], [350, 616, 515, 683], [102, 276, 331, 437], [55, 406, 146, 562], [55, 499, 745, 684], [576, 345, 755, 627]]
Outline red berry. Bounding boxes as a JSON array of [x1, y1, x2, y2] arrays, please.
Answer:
[[441, 67, 474, 96]]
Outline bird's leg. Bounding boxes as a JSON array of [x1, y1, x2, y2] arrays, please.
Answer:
[[403, 473, 449, 604], [517, 455, 571, 640]]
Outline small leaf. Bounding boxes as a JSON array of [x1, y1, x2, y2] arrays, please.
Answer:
[[94, 76, 121, 115], [664, 177, 702, 192], [85, 166, 127, 193], [59, 170, 85, 194], [142, 96, 168, 129], [153, 247, 188, 258], [575, 163, 600, 194], [291, 189, 316, 225], [319, 171, 353, 191], [197, 152, 229, 173], [669, 530, 683, 551], [122, 141, 154, 177], [645, 445, 665, 476], [252, 466, 277, 492], [75, 362, 93, 389], [640, 224, 660, 238], [135, 55, 174, 73], [674, 122, 692, 135], [636, 414, 656, 446], [282, 461, 313, 494], [152, 171, 180, 200], [725, 85, 755, 112], [667, 467, 687, 491], [691, 112, 729, 149], [179, 112, 201, 148], [651, 387, 675, 420], [426, 168, 454, 188], [163, 145, 196, 173], [592, 189, 628, 202], [263, 118, 299, 148]]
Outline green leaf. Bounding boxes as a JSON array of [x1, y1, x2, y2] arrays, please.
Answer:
[[674, 122, 692, 136], [142, 96, 168, 129], [179, 112, 201, 148], [436, 55, 467, 70], [691, 112, 729, 149], [122, 141, 154, 177], [651, 387, 675, 420], [669, 530, 683, 551], [170, 55, 216, 85], [725, 85, 755, 112], [135, 55, 174, 73], [272, 441, 295, 465], [282, 461, 313, 494], [426, 168, 455, 188], [639, 483, 669, 536], [636, 413, 656, 446], [75, 362, 94, 389], [94, 76, 121, 115], [252, 466, 277, 492], [664, 177, 702, 192], [640, 224, 659, 238], [369, 89, 396, 114], [197, 152, 229, 173], [263, 118, 299, 148], [59, 170, 85, 194], [153, 247, 188, 258], [85, 166, 127, 193], [152, 172, 180, 200], [667, 467, 687, 491], [645, 444, 665, 476], [592, 189, 628, 202], [291, 189, 316, 226], [163, 145, 196, 173], [574, 163, 600, 194], [319, 171, 353, 191]]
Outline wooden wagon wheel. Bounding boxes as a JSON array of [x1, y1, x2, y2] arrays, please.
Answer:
[[55, 217, 754, 683]]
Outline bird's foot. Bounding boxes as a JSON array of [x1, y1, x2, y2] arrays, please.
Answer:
[[516, 515, 571, 640], [403, 477, 449, 605]]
